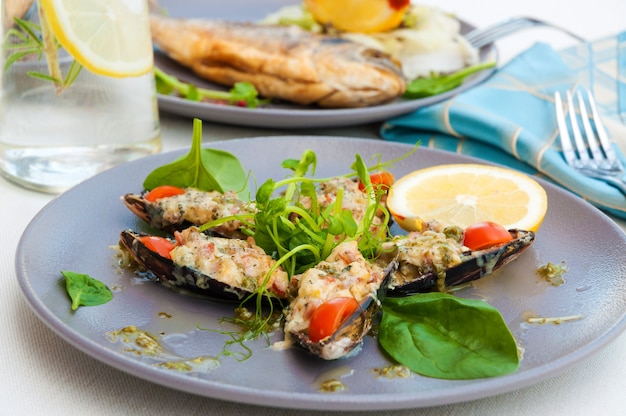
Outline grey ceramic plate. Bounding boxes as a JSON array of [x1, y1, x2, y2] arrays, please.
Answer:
[[154, 0, 497, 128], [17, 137, 626, 411]]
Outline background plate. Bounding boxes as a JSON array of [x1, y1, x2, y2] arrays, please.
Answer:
[[16, 137, 626, 411], [154, 0, 498, 128]]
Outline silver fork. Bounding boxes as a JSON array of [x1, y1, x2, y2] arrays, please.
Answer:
[[465, 16, 585, 48], [554, 89, 626, 195]]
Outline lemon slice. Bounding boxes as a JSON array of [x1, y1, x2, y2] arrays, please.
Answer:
[[303, 0, 410, 33], [387, 164, 548, 232], [40, 0, 153, 77]]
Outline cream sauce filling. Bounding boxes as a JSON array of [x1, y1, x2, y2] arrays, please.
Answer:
[[170, 228, 288, 297], [388, 222, 465, 288], [149, 188, 254, 233], [285, 241, 386, 334]]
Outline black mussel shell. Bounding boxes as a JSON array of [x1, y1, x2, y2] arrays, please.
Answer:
[[121, 194, 247, 239], [387, 229, 535, 296], [118, 230, 283, 302], [121, 193, 193, 234]]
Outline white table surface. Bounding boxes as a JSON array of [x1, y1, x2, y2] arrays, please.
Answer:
[[3, 1, 626, 414]]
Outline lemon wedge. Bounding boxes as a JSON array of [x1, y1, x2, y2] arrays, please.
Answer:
[[387, 164, 548, 232], [40, 0, 153, 77], [303, 0, 411, 33]]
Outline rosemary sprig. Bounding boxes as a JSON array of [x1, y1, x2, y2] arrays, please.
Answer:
[[3, 4, 82, 95], [3, 18, 43, 69], [36, 2, 63, 93]]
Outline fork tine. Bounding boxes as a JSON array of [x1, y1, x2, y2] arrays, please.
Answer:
[[566, 91, 592, 165], [554, 92, 578, 167], [555, 90, 626, 195], [576, 91, 605, 166], [584, 89, 620, 167]]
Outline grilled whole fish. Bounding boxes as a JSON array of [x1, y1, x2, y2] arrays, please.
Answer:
[[150, 15, 407, 108]]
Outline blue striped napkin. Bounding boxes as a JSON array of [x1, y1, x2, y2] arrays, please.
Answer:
[[381, 34, 626, 219]]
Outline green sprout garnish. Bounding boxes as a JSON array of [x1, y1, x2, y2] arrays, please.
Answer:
[[154, 67, 267, 108]]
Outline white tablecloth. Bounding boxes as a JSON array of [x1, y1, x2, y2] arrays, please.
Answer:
[[2, 1, 626, 414]]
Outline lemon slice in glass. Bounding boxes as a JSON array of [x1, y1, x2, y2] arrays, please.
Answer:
[[303, 0, 410, 33], [387, 164, 548, 232], [40, 0, 153, 77]]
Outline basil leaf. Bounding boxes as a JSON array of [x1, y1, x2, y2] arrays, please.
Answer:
[[61, 271, 113, 311], [379, 293, 519, 380], [143, 118, 248, 197]]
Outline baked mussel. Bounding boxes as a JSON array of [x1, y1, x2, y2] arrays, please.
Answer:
[[118, 227, 289, 301], [380, 222, 535, 296], [284, 241, 397, 360], [122, 186, 255, 238]]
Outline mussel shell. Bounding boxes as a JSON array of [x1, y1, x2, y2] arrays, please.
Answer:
[[121, 194, 248, 239], [387, 229, 535, 296], [118, 230, 282, 302], [121, 193, 191, 234], [288, 261, 397, 360]]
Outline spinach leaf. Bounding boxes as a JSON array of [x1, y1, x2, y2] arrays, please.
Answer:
[[142, 118, 249, 197], [379, 293, 519, 380], [200, 148, 250, 197], [61, 271, 113, 311], [403, 61, 497, 99]]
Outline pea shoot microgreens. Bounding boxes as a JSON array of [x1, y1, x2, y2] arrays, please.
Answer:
[[191, 141, 420, 359], [154, 67, 267, 108], [195, 146, 415, 360], [403, 61, 496, 99], [199, 146, 413, 279]]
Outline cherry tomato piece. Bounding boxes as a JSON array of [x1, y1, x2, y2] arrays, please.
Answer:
[[358, 171, 395, 192], [463, 221, 514, 251], [139, 236, 176, 259], [144, 185, 185, 202], [308, 297, 360, 342]]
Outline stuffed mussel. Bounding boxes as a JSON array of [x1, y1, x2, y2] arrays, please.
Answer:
[[380, 221, 535, 296], [284, 241, 397, 360], [122, 176, 388, 239], [119, 227, 289, 301], [122, 186, 255, 238]]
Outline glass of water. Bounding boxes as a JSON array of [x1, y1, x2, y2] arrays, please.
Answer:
[[0, 0, 161, 193]]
